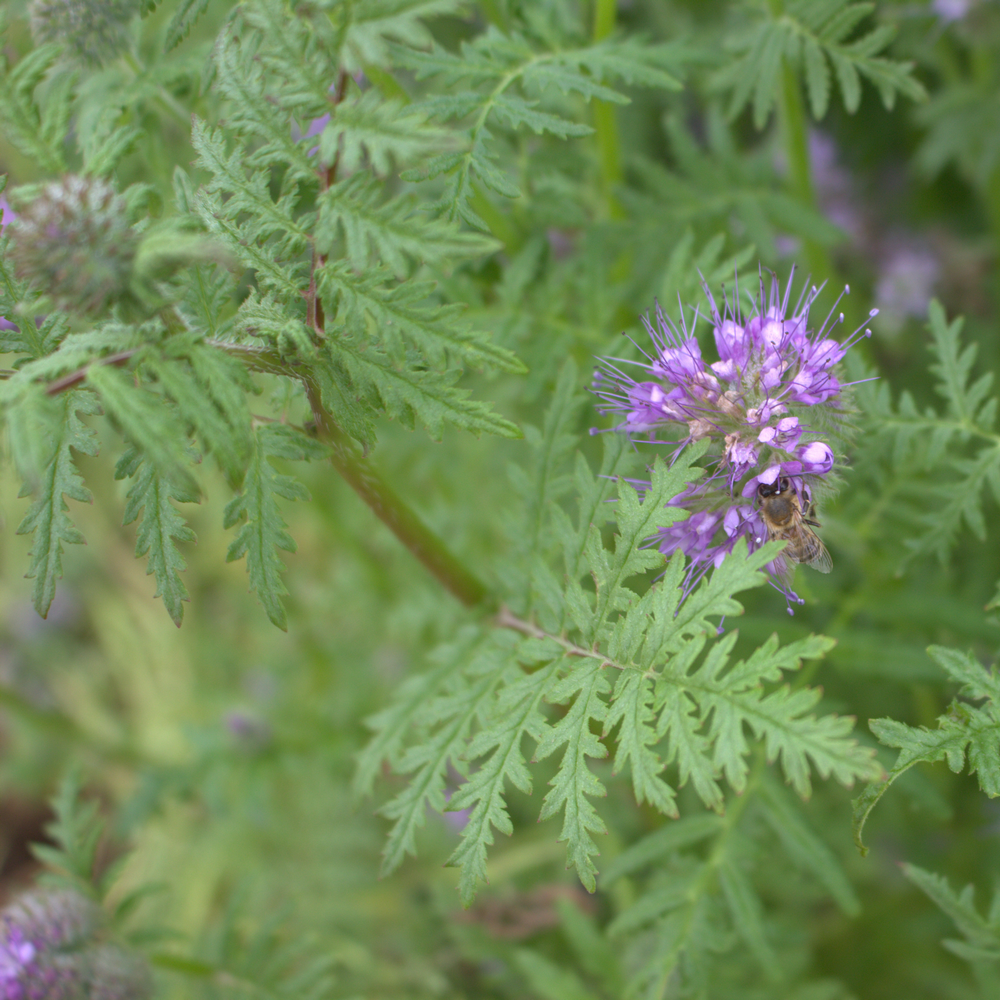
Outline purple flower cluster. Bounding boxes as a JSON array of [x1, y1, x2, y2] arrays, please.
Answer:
[[0, 889, 151, 1000], [594, 268, 874, 608]]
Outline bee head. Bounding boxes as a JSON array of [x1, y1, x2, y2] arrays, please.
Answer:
[[757, 476, 791, 500]]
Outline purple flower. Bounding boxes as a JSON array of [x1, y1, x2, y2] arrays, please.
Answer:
[[594, 267, 874, 609]]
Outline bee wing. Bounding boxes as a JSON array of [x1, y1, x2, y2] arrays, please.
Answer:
[[807, 540, 833, 574]]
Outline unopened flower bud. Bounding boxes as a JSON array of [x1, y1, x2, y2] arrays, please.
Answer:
[[0, 889, 152, 1000], [28, 0, 136, 67], [11, 175, 138, 315], [87, 944, 153, 1000]]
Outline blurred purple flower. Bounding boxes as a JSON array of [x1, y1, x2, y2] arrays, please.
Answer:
[[874, 238, 939, 332], [225, 710, 272, 751], [594, 267, 874, 608], [1, 195, 17, 332], [932, 0, 975, 22], [809, 130, 867, 245]]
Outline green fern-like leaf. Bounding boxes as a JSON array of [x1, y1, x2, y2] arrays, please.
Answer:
[[535, 656, 613, 894], [399, 28, 686, 228], [317, 172, 498, 276], [325, 334, 522, 441], [85, 362, 198, 494], [376, 634, 511, 878], [859, 300, 1000, 567], [318, 89, 456, 176], [319, 260, 521, 374], [901, 864, 1000, 968], [116, 449, 198, 627], [446, 657, 559, 904], [145, 337, 254, 489], [191, 117, 313, 259], [0, 43, 70, 175], [854, 645, 1000, 854], [365, 426, 877, 903], [15, 390, 100, 618], [713, 0, 926, 129], [164, 0, 212, 52], [328, 0, 465, 72], [224, 424, 327, 630], [31, 770, 105, 894]]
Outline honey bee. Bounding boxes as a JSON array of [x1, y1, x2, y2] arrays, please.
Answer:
[[756, 477, 832, 573]]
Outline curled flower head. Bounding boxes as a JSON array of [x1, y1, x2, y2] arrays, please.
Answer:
[[594, 267, 874, 609], [28, 0, 137, 67], [0, 889, 152, 1000], [11, 175, 138, 316]]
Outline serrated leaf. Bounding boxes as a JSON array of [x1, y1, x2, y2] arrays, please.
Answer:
[[854, 645, 1000, 854], [15, 391, 100, 618], [715, 0, 924, 128], [150, 338, 254, 489], [317, 172, 499, 276], [535, 656, 612, 893], [223, 424, 321, 629], [902, 864, 1000, 960], [319, 90, 455, 175], [165, 0, 211, 51], [803, 35, 830, 119], [378, 635, 509, 876], [330, 0, 464, 72], [328, 337, 522, 440], [319, 260, 522, 374], [606, 670, 679, 816], [85, 363, 198, 495], [116, 450, 198, 627], [0, 44, 69, 174], [446, 657, 559, 905]]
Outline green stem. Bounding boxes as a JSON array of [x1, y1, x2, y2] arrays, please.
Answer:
[[213, 342, 489, 608], [592, 0, 624, 219], [122, 51, 191, 129], [985, 165, 1000, 324], [304, 384, 491, 609], [778, 61, 833, 287]]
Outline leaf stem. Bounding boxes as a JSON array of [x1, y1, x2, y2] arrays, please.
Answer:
[[311, 69, 349, 338], [44, 349, 138, 396], [984, 165, 1000, 330], [592, 0, 624, 219], [304, 382, 491, 609], [496, 605, 605, 662], [286, 70, 491, 607], [777, 61, 834, 285]]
